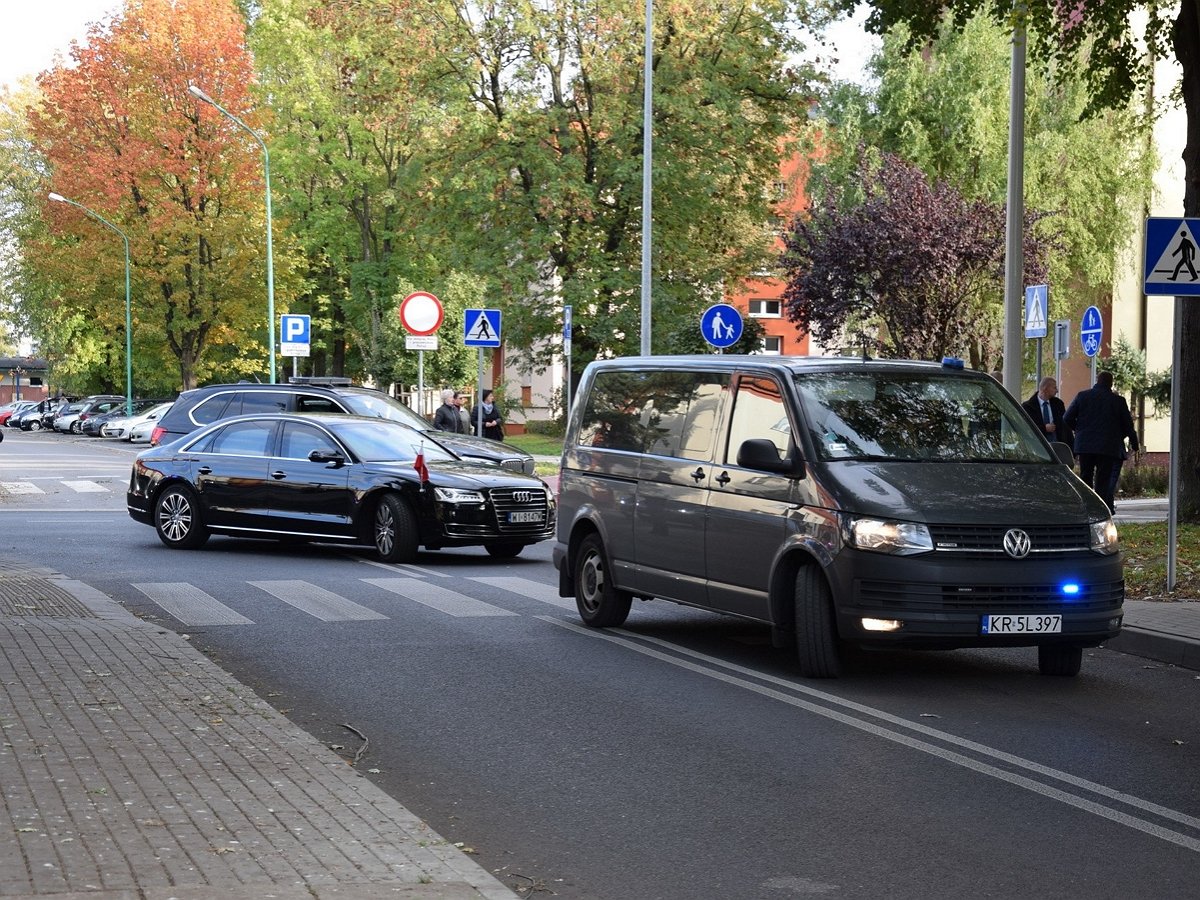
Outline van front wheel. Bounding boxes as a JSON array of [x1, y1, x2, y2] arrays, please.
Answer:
[[795, 566, 841, 678], [574, 534, 632, 628]]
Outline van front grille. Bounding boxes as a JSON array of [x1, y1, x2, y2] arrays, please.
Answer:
[[857, 579, 1124, 612], [929, 524, 1092, 554]]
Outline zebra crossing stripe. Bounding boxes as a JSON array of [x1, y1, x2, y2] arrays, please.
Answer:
[[468, 576, 575, 610], [362, 578, 518, 617], [248, 580, 388, 622], [62, 480, 109, 493], [0, 483, 44, 495], [132, 583, 254, 626]]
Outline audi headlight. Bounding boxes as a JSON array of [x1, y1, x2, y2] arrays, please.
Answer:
[[433, 487, 485, 504], [847, 517, 933, 556], [1089, 518, 1119, 555]]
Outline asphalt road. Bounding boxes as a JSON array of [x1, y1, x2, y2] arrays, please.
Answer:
[[3, 428, 1199, 899]]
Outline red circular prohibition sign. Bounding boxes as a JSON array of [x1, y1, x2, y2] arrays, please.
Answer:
[[399, 292, 444, 336]]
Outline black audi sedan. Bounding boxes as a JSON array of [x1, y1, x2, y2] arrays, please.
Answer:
[[127, 413, 555, 562]]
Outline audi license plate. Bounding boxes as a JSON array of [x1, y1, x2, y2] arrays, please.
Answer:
[[508, 510, 544, 524], [981, 614, 1061, 635]]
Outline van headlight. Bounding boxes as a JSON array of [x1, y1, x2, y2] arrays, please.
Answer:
[[846, 517, 933, 556], [1089, 518, 1119, 555], [433, 487, 485, 504]]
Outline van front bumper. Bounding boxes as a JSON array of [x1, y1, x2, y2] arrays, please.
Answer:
[[827, 549, 1124, 649]]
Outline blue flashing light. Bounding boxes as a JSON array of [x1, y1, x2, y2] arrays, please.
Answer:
[[941, 356, 965, 369], [1061, 583, 1081, 596]]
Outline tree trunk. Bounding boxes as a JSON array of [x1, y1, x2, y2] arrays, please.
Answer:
[[1175, 0, 1200, 521]]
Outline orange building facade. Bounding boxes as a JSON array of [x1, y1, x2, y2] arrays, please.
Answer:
[[725, 152, 811, 356]]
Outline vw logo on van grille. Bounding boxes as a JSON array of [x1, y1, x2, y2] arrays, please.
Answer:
[[512, 490, 533, 504], [1003, 528, 1031, 559]]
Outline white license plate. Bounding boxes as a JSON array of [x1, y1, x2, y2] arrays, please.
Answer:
[[981, 614, 1062, 635], [508, 510, 544, 523]]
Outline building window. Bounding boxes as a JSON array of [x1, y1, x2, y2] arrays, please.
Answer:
[[748, 299, 781, 318], [761, 336, 782, 355]]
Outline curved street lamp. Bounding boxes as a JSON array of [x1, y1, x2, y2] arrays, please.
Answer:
[[48, 192, 133, 416], [188, 83, 276, 383]]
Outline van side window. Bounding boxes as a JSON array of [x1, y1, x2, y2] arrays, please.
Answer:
[[642, 372, 729, 461], [577, 371, 650, 452], [725, 375, 790, 464]]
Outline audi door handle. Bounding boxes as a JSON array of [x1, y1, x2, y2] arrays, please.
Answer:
[[691, 467, 706, 482], [716, 471, 731, 486], [271, 471, 287, 480], [197, 466, 211, 475]]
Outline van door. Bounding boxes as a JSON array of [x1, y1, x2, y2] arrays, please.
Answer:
[[705, 372, 799, 619], [632, 370, 729, 603]]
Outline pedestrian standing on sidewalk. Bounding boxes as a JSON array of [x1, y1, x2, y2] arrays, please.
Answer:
[[455, 390, 472, 433], [1063, 371, 1138, 514], [1022, 376, 1073, 457], [470, 389, 504, 441], [432, 389, 464, 433]]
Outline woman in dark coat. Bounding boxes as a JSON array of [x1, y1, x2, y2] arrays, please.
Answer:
[[470, 389, 504, 441]]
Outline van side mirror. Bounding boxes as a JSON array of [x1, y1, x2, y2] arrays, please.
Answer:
[[308, 448, 346, 468], [1052, 442, 1074, 467], [737, 438, 800, 476]]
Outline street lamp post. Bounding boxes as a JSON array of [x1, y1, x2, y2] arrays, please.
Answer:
[[48, 192, 133, 416], [188, 84, 276, 383]]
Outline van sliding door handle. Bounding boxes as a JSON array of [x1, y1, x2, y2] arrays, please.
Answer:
[[691, 467, 706, 482], [716, 471, 731, 486]]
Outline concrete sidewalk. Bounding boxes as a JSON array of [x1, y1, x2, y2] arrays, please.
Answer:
[[0, 561, 517, 900]]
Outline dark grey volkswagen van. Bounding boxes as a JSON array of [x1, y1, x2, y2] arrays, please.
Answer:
[[552, 356, 1123, 677]]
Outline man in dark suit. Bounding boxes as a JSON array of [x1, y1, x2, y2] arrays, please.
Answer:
[[1022, 376, 1073, 455], [1063, 371, 1139, 514]]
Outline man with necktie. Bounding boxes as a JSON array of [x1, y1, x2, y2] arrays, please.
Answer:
[[1022, 376, 1073, 460]]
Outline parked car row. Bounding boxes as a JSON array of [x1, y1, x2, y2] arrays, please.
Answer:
[[0, 395, 176, 442]]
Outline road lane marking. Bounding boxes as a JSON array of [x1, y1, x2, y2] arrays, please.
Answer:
[[249, 580, 388, 622], [540, 616, 1200, 852], [362, 578, 518, 617], [132, 582, 254, 626], [468, 576, 574, 610], [0, 483, 44, 494], [62, 480, 110, 493]]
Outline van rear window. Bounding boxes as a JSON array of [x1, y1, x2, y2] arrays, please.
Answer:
[[795, 372, 1051, 463]]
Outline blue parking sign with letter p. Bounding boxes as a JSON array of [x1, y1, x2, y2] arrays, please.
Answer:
[[281, 314, 310, 344]]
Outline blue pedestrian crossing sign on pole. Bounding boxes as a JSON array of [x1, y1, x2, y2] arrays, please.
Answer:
[[1144, 217, 1200, 295], [701, 303, 743, 349], [1080, 305, 1102, 358], [1024, 285, 1048, 338], [464, 309, 502, 347]]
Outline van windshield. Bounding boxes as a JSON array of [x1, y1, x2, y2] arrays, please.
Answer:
[[794, 372, 1053, 464]]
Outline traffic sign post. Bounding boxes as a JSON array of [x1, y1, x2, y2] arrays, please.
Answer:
[[463, 309, 502, 436], [1053, 319, 1070, 387], [700, 303, 742, 351], [563, 305, 572, 422], [1080, 304, 1102, 387], [280, 314, 311, 380], [1025, 285, 1048, 383], [399, 292, 444, 417]]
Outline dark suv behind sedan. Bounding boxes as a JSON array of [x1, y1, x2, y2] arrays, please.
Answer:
[[151, 379, 534, 474]]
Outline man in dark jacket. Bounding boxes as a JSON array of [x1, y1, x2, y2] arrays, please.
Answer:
[[1022, 376, 1073, 455], [1063, 371, 1138, 514]]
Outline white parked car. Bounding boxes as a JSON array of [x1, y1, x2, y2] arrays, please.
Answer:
[[126, 402, 174, 443], [105, 401, 173, 441]]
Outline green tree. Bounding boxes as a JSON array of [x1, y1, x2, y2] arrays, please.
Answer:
[[849, 0, 1200, 519]]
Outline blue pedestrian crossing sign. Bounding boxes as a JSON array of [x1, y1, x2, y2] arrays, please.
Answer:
[[1144, 217, 1200, 295], [464, 309, 502, 347], [1080, 305, 1102, 358], [701, 303, 743, 349], [1024, 285, 1048, 338]]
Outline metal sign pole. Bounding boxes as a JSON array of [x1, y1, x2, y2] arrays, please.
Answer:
[[1168, 296, 1182, 591], [418, 351, 425, 418], [1035, 337, 1042, 387], [476, 348, 485, 437]]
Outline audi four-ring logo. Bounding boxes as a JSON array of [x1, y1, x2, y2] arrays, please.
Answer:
[[513, 491, 533, 504], [1003, 528, 1031, 559]]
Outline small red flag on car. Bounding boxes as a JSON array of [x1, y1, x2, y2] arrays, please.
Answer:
[[414, 444, 429, 483]]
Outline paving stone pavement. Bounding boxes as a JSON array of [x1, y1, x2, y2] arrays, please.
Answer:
[[0, 563, 516, 900]]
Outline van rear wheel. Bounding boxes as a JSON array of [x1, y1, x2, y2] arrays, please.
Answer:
[[795, 566, 841, 678], [1038, 643, 1083, 677], [574, 534, 632, 627]]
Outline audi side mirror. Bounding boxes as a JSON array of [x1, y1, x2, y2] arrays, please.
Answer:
[[308, 448, 346, 468]]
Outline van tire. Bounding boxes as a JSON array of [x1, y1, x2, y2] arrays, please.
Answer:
[[1037, 643, 1083, 677], [574, 534, 632, 627], [795, 566, 841, 678]]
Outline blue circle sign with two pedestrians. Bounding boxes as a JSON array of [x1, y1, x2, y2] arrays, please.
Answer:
[[1080, 305, 1102, 358], [701, 303, 743, 349]]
